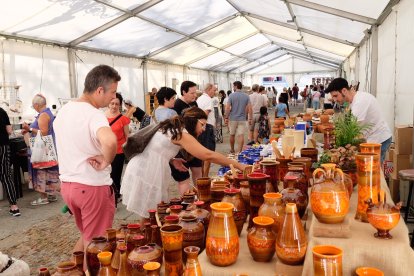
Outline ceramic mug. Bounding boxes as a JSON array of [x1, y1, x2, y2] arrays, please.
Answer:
[[312, 245, 343, 276]]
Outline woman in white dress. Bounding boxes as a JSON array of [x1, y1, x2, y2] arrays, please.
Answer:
[[121, 107, 246, 217]]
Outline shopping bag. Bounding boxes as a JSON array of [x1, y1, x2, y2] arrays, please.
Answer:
[[123, 122, 161, 160], [29, 131, 58, 169]]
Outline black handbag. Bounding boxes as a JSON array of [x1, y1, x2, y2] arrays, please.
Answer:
[[123, 123, 161, 160]]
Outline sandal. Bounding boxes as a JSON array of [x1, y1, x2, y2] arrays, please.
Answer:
[[47, 195, 58, 202], [31, 198, 49, 206]]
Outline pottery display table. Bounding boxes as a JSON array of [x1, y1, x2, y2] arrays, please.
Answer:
[[199, 171, 414, 275]]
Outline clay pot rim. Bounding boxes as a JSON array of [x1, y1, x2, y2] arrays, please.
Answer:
[[356, 152, 379, 158], [284, 175, 299, 181], [143, 261, 161, 271], [127, 223, 141, 229], [259, 160, 280, 166], [184, 245, 201, 254], [355, 267, 384, 276], [117, 244, 127, 251], [170, 205, 183, 210], [194, 200, 204, 206], [247, 172, 270, 179], [253, 216, 274, 226], [160, 224, 183, 233], [91, 236, 107, 241], [39, 267, 49, 272], [263, 192, 282, 199], [97, 251, 112, 259], [56, 261, 77, 270], [72, 251, 84, 257], [224, 188, 241, 194], [164, 215, 179, 220], [132, 234, 145, 241], [285, 203, 298, 213], [312, 245, 343, 258], [210, 202, 234, 212], [148, 209, 157, 213], [360, 143, 381, 148]]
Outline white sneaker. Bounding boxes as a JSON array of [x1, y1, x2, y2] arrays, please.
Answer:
[[31, 198, 49, 206]]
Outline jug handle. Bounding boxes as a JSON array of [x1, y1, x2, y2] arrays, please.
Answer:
[[333, 168, 344, 183], [312, 168, 326, 183]]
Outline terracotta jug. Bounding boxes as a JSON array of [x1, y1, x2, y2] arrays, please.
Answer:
[[72, 251, 85, 275], [127, 245, 163, 276], [160, 225, 184, 276], [179, 214, 205, 259], [190, 201, 211, 237], [275, 203, 307, 265], [281, 175, 308, 219], [247, 173, 269, 228], [221, 188, 247, 236], [97, 252, 116, 276], [115, 245, 131, 276], [53, 262, 84, 276], [163, 215, 180, 226], [206, 202, 239, 266], [276, 157, 292, 181], [366, 191, 402, 239], [258, 193, 285, 234], [143, 262, 161, 276], [247, 216, 276, 262], [184, 246, 202, 276], [86, 237, 112, 276], [311, 163, 349, 224]]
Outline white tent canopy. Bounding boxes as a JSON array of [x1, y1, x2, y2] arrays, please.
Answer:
[[1, 0, 413, 128]]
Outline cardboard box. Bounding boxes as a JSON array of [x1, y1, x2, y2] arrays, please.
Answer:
[[385, 143, 395, 162], [399, 179, 410, 207], [394, 125, 413, 154], [390, 152, 412, 179], [389, 178, 400, 204]]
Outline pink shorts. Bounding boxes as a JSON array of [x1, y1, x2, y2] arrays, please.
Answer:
[[61, 182, 115, 242]]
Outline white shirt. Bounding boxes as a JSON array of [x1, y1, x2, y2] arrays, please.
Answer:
[[350, 91, 392, 143], [249, 92, 267, 114], [53, 101, 112, 186], [267, 90, 275, 99], [324, 93, 333, 104], [212, 96, 219, 108], [262, 93, 269, 103], [197, 93, 215, 126]]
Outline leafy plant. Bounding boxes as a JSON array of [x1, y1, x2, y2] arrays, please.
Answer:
[[312, 150, 333, 169], [329, 144, 358, 171], [333, 111, 371, 147]]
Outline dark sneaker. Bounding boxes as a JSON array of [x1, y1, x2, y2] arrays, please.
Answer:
[[9, 209, 21, 217]]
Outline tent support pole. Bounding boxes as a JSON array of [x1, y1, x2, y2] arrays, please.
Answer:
[[370, 26, 379, 96], [67, 49, 77, 98], [142, 59, 148, 110]]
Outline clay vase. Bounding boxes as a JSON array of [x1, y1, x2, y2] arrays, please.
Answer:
[[97, 252, 116, 276], [127, 245, 163, 276], [126, 224, 142, 254], [300, 148, 318, 163], [281, 175, 308, 219], [150, 225, 162, 248], [355, 153, 381, 222], [39, 267, 51, 276], [311, 163, 349, 224], [53, 262, 84, 276], [190, 201, 211, 237], [258, 193, 285, 235], [196, 177, 211, 203], [106, 229, 117, 254], [232, 173, 248, 189], [312, 245, 343, 276], [221, 188, 247, 236], [247, 173, 269, 229], [72, 251, 85, 275], [163, 215, 180, 226], [143, 262, 161, 276], [239, 181, 250, 209], [206, 202, 239, 266], [275, 203, 307, 265], [184, 246, 202, 276], [169, 205, 184, 217], [86, 236, 112, 276], [366, 194, 402, 239], [148, 209, 158, 226], [160, 225, 184, 276], [319, 114, 330, 124], [115, 245, 131, 276], [260, 160, 280, 192], [292, 157, 312, 183], [360, 143, 381, 156], [247, 216, 276, 262], [285, 164, 309, 199], [276, 157, 292, 182], [179, 214, 205, 260]]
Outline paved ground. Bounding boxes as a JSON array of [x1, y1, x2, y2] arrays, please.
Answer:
[[0, 103, 307, 274]]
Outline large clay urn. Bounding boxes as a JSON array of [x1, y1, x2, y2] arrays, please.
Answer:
[[206, 202, 239, 266], [85, 237, 112, 276], [221, 188, 247, 236], [311, 163, 349, 224], [247, 216, 276, 262]]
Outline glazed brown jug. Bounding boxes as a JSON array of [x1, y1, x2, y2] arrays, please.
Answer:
[[221, 188, 247, 236], [179, 214, 205, 259], [183, 246, 202, 276], [258, 193, 285, 234], [247, 216, 276, 262], [86, 237, 112, 276]]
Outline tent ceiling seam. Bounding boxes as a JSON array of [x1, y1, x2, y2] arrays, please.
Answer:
[[240, 51, 288, 74]]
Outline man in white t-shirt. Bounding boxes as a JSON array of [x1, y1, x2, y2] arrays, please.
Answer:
[[197, 83, 217, 176], [326, 78, 392, 163], [53, 65, 119, 253], [266, 87, 275, 108], [248, 84, 267, 143]]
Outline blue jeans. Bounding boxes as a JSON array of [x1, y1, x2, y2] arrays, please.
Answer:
[[380, 137, 392, 164]]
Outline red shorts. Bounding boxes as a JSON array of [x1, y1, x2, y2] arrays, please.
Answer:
[[61, 182, 115, 242]]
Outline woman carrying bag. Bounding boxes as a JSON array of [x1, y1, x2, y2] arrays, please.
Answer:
[[22, 94, 60, 206]]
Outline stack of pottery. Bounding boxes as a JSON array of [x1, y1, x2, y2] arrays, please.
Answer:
[[310, 163, 349, 224], [157, 201, 170, 225], [272, 118, 285, 134]]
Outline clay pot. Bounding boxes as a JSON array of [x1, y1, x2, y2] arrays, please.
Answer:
[[53, 262, 84, 276], [311, 164, 349, 224], [85, 237, 112, 276], [300, 148, 318, 163], [196, 177, 211, 203], [184, 246, 202, 276], [169, 205, 184, 217], [260, 160, 279, 192], [39, 267, 52, 276], [160, 225, 184, 276], [221, 188, 247, 236], [206, 202, 239, 266], [143, 262, 161, 276], [355, 267, 384, 276], [179, 215, 205, 259], [292, 157, 312, 181], [258, 193, 285, 234], [366, 196, 401, 239], [239, 181, 250, 209], [247, 216, 276, 262], [276, 157, 292, 182], [190, 201, 210, 237], [97, 252, 116, 276], [163, 215, 180, 226], [312, 245, 343, 276], [126, 224, 142, 254], [127, 245, 163, 275], [285, 164, 309, 199], [281, 175, 308, 219], [247, 173, 270, 228], [319, 114, 330, 124], [72, 251, 85, 275]]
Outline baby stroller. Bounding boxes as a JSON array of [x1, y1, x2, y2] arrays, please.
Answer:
[[214, 106, 223, 143]]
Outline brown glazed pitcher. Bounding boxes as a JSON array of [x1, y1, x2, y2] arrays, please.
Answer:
[[85, 236, 112, 276], [221, 188, 247, 236], [247, 216, 276, 262]]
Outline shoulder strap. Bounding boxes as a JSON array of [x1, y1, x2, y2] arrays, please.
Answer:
[[109, 114, 123, 126]]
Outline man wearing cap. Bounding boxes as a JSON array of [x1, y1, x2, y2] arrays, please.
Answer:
[[325, 77, 392, 163]]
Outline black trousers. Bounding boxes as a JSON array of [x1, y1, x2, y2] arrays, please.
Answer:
[[0, 145, 18, 205], [110, 153, 125, 198]]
